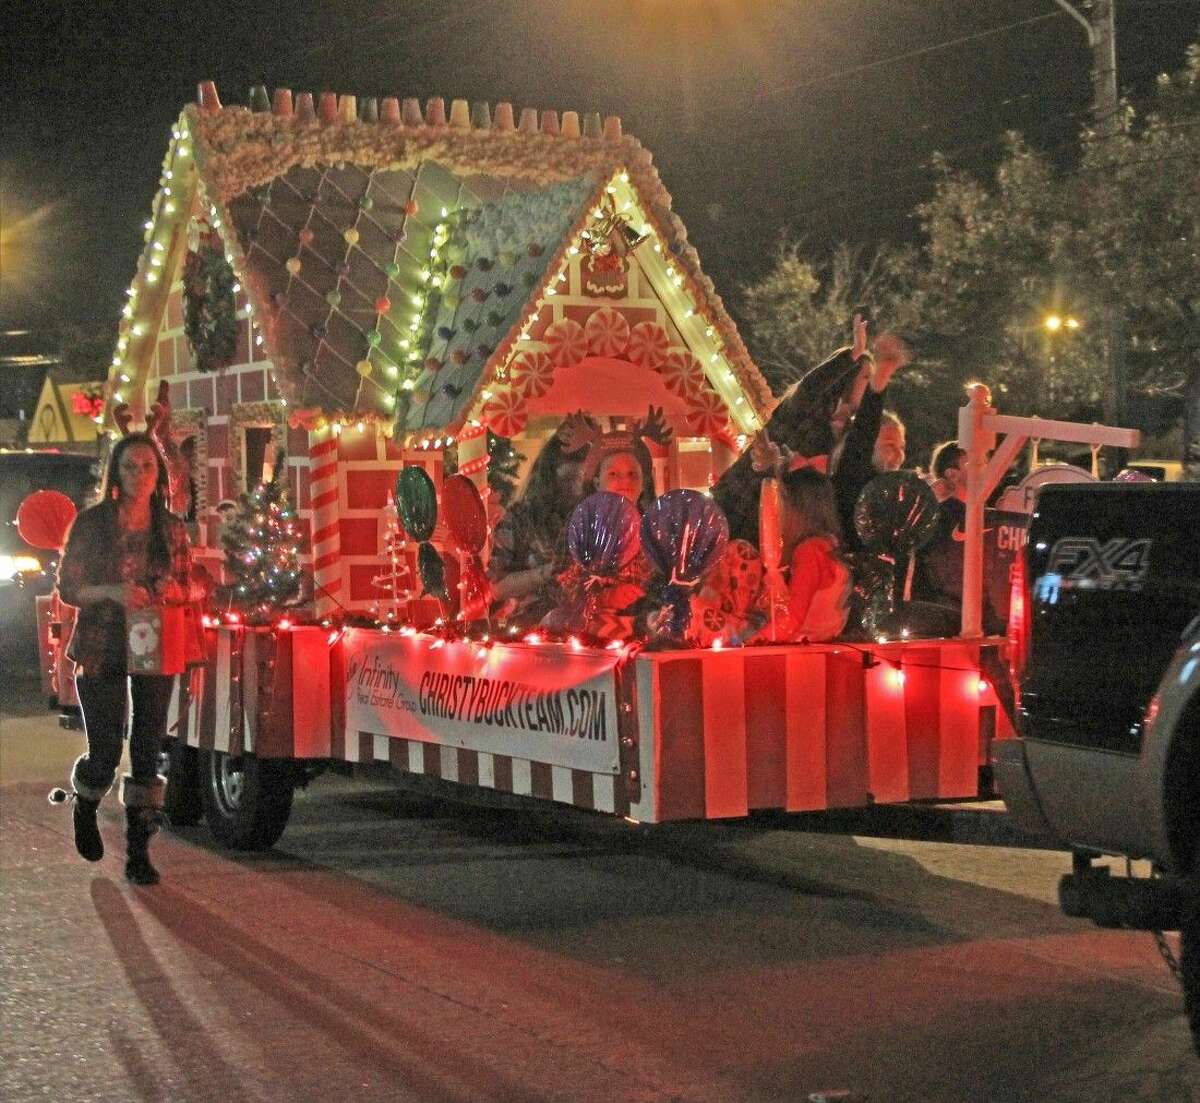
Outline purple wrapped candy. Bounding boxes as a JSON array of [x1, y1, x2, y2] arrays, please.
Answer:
[[853, 472, 939, 554], [567, 492, 640, 577], [640, 490, 729, 637]]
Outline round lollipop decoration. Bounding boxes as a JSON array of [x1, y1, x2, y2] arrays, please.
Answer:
[[395, 466, 448, 602], [853, 471, 940, 632], [441, 474, 492, 621], [567, 492, 641, 577], [853, 472, 940, 556], [640, 489, 729, 639], [562, 491, 642, 636]]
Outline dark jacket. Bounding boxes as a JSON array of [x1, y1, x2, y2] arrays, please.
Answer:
[[832, 387, 885, 550], [713, 347, 866, 544], [56, 500, 192, 677]]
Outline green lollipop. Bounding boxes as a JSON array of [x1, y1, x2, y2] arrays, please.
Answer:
[[396, 466, 438, 542], [418, 542, 448, 601]]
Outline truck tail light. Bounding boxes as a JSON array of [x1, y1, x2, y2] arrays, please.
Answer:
[[1007, 550, 1031, 700]]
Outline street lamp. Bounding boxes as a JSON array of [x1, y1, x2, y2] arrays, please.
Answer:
[[1044, 314, 1081, 333]]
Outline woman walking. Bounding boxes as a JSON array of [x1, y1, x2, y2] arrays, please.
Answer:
[[55, 432, 194, 885]]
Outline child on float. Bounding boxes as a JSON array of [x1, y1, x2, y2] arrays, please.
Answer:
[[488, 418, 595, 627], [769, 466, 852, 642], [548, 410, 671, 639]]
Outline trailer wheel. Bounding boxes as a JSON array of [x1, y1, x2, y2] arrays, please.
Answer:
[[1183, 881, 1200, 1058], [200, 749, 294, 850], [162, 739, 202, 826]]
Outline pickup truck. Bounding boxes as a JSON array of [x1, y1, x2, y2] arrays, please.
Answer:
[[995, 481, 1200, 1054]]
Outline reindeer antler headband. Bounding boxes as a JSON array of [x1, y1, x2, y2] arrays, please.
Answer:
[[558, 407, 673, 485]]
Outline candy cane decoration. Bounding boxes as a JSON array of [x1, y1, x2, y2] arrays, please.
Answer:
[[308, 425, 342, 619], [626, 321, 670, 370], [509, 349, 555, 398], [584, 306, 630, 357], [544, 318, 588, 367]]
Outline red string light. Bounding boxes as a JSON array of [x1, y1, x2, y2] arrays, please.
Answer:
[[458, 456, 489, 476]]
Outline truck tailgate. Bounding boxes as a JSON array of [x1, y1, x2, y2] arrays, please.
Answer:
[[1020, 483, 1200, 756]]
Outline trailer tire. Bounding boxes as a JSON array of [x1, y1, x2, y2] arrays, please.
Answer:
[[1184, 882, 1200, 1058], [200, 749, 294, 850], [162, 739, 202, 826]]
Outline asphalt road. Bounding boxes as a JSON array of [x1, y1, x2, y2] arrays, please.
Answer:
[[2, 669, 1197, 1103]]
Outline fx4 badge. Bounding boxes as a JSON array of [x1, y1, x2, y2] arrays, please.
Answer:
[[1044, 537, 1152, 592]]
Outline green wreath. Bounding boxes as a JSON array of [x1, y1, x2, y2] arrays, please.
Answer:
[[183, 237, 238, 373]]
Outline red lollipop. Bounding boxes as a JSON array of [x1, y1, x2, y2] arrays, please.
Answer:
[[16, 490, 77, 551], [440, 474, 488, 553]]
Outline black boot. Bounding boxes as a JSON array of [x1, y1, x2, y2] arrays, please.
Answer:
[[124, 808, 160, 886], [72, 797, 104, 862], [59, 755, 111, 863]]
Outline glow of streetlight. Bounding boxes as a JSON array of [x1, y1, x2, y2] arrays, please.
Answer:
[[1044, 314, 1062, 332]]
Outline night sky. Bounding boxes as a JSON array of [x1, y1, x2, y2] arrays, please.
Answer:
[[3, 0, 1197, 339]]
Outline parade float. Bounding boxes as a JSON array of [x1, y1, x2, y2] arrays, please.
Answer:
[[34, 82, 1141, 846]]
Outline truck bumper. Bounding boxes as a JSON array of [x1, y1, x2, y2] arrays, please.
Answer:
[[993, 738, 1060, 843]]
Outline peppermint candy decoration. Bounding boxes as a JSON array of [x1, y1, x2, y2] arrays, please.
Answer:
[[657, 348, 706, 399], [626, 322, 670, 370], [481, 389, 528, 438], [544, 318, 588, 367], [685, 386, 731, 436], [584, 306, 630, 357], [509, 350, 554, 398]]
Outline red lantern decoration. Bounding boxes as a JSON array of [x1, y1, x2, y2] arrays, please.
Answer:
[[16, 491, 77, 551]]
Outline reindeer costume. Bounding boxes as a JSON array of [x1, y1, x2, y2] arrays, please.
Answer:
[[560, 406, 672, 512], [52, 383, 197, 885]]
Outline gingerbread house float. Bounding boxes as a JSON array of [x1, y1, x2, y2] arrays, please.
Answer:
[[101, 82, 772, 618]]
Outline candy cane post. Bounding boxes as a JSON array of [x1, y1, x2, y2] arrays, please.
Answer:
[[308, 424, 342, 619], [456, 419, 490, 492]]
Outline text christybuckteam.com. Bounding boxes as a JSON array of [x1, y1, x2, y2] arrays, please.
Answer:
[[350, 654, 610, 740]]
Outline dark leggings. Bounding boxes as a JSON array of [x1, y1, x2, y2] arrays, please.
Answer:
[[75, 674, 175, 792]]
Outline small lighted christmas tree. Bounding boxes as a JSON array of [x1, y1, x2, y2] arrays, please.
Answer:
[[221, 472, 303, 614], [487, 430, 523, 509], [370, 494, 414, 623]]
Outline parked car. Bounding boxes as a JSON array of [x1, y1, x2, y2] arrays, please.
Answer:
[[0, 449, 98, 667]]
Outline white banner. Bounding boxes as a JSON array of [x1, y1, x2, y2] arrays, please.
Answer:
[[342, 629, 622, 775]]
